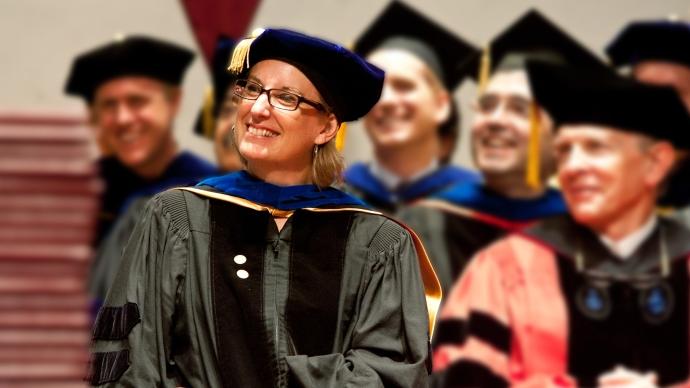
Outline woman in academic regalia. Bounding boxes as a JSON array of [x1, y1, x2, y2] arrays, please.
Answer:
[[88, 28, 440, 388]]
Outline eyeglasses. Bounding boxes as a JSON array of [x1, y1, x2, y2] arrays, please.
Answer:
[[232, 79, 328, 112]]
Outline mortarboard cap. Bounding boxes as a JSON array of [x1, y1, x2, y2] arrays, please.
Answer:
[[352, 1, 480, 90], [606, 20, 690, 207], [467, 9, 606, 86], [526, 61, 690, 148], [194, 36, 237, 139], [229, 28, 384, 123], [65, 35, 195, 102], [606, 20, 690, 68], [469, 9, 608, 189]]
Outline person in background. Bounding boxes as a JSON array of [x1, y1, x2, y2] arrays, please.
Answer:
[[606, 19, 690, 219], [400, 10, 603, 299], [88, 28, 439, 387], [64, 35, 218, 248], [607, 19, 690, 110], [193, 35, 243, 173], [88, 36, 241, 309], [343, 1, 481, 214], [433, 61, 690, 388]]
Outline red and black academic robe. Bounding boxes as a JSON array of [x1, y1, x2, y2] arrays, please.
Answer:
[[399, 182, 566, 298], [433, 215, 690, 387]]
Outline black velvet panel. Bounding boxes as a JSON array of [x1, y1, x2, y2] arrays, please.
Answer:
[[286, 210, 353, 356], [442, 359, 509, 388], [426, 341, 433, 374], [432, 318, 467, 349], [557, 255, 689, 386], [467, 311, 511, 354], [92, 302, 141, 340], [89, 350, 130, 385], [444, 213, 507, 281], [210, 200, 274, 387]]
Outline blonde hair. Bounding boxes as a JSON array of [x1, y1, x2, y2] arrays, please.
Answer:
[[232, 125, 344, 188], [311, 136, 344, 188]]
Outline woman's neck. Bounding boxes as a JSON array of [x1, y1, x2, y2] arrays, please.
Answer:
[[246, 162, 311, 186]]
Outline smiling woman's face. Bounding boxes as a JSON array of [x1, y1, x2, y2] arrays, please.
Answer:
[[233, 59, 336, 177]]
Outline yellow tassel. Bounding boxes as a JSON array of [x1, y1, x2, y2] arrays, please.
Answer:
[[202, 85, 215, 139], [478, 45, 491, 94], [228, 28, 265, 74], [657, 206, 675, 216], [335, 122, 347, 151], [526, 101, 542, 189]]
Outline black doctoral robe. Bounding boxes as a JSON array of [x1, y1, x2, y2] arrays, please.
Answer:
[[90, 181, 438, 387]]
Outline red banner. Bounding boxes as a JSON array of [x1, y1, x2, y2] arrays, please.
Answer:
[[180, 0, 261, 67]]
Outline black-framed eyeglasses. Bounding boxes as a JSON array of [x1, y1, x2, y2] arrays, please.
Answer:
[[232, 79, 328, 112]]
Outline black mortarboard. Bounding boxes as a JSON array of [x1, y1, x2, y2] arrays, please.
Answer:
[[194, 36, 237, 139], [526, 61, 690, 148], [467, 9, 606, 86], [353, 1, 479, 90], [606, 20, 690, 68], [229, 28, 384, 123], [65, 35, 195, 102]]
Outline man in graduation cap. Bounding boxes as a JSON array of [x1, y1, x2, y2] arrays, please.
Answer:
[[88, 36, 239, 310], [607, 19, 690, 214], [343, 1, 481, 214], [399, 10, 602, 298], [64, 35, 218, 249], [432, 62, 690, 387]]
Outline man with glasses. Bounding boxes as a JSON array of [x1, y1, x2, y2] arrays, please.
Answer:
[[432, 62, 690, 387], [399, 10, 594, 297]]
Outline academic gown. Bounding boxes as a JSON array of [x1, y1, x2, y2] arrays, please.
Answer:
[[432, 214, 690, 387], [89, 171, 440, 388], [399, 181, 567, 297], [95, 151, 218, 246], [342, 162, 481, 214], [89, 152, 218, 316], [89, 195, 150, 309]]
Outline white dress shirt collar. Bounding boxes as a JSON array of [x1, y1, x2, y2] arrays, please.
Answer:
[[598, 214, 658, 260], [369, 159, 439, 191]]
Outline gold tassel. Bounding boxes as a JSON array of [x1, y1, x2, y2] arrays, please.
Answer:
[[526, 100, 542, 189], [657, 206, 674, 216], [228, 28, 265, 74], [478, 45, 491, 94], [202, 85, 215, 139], [335, 122, 347, 151]]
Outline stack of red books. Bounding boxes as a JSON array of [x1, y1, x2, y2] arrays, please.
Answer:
[[0, 111, 102, 388]]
